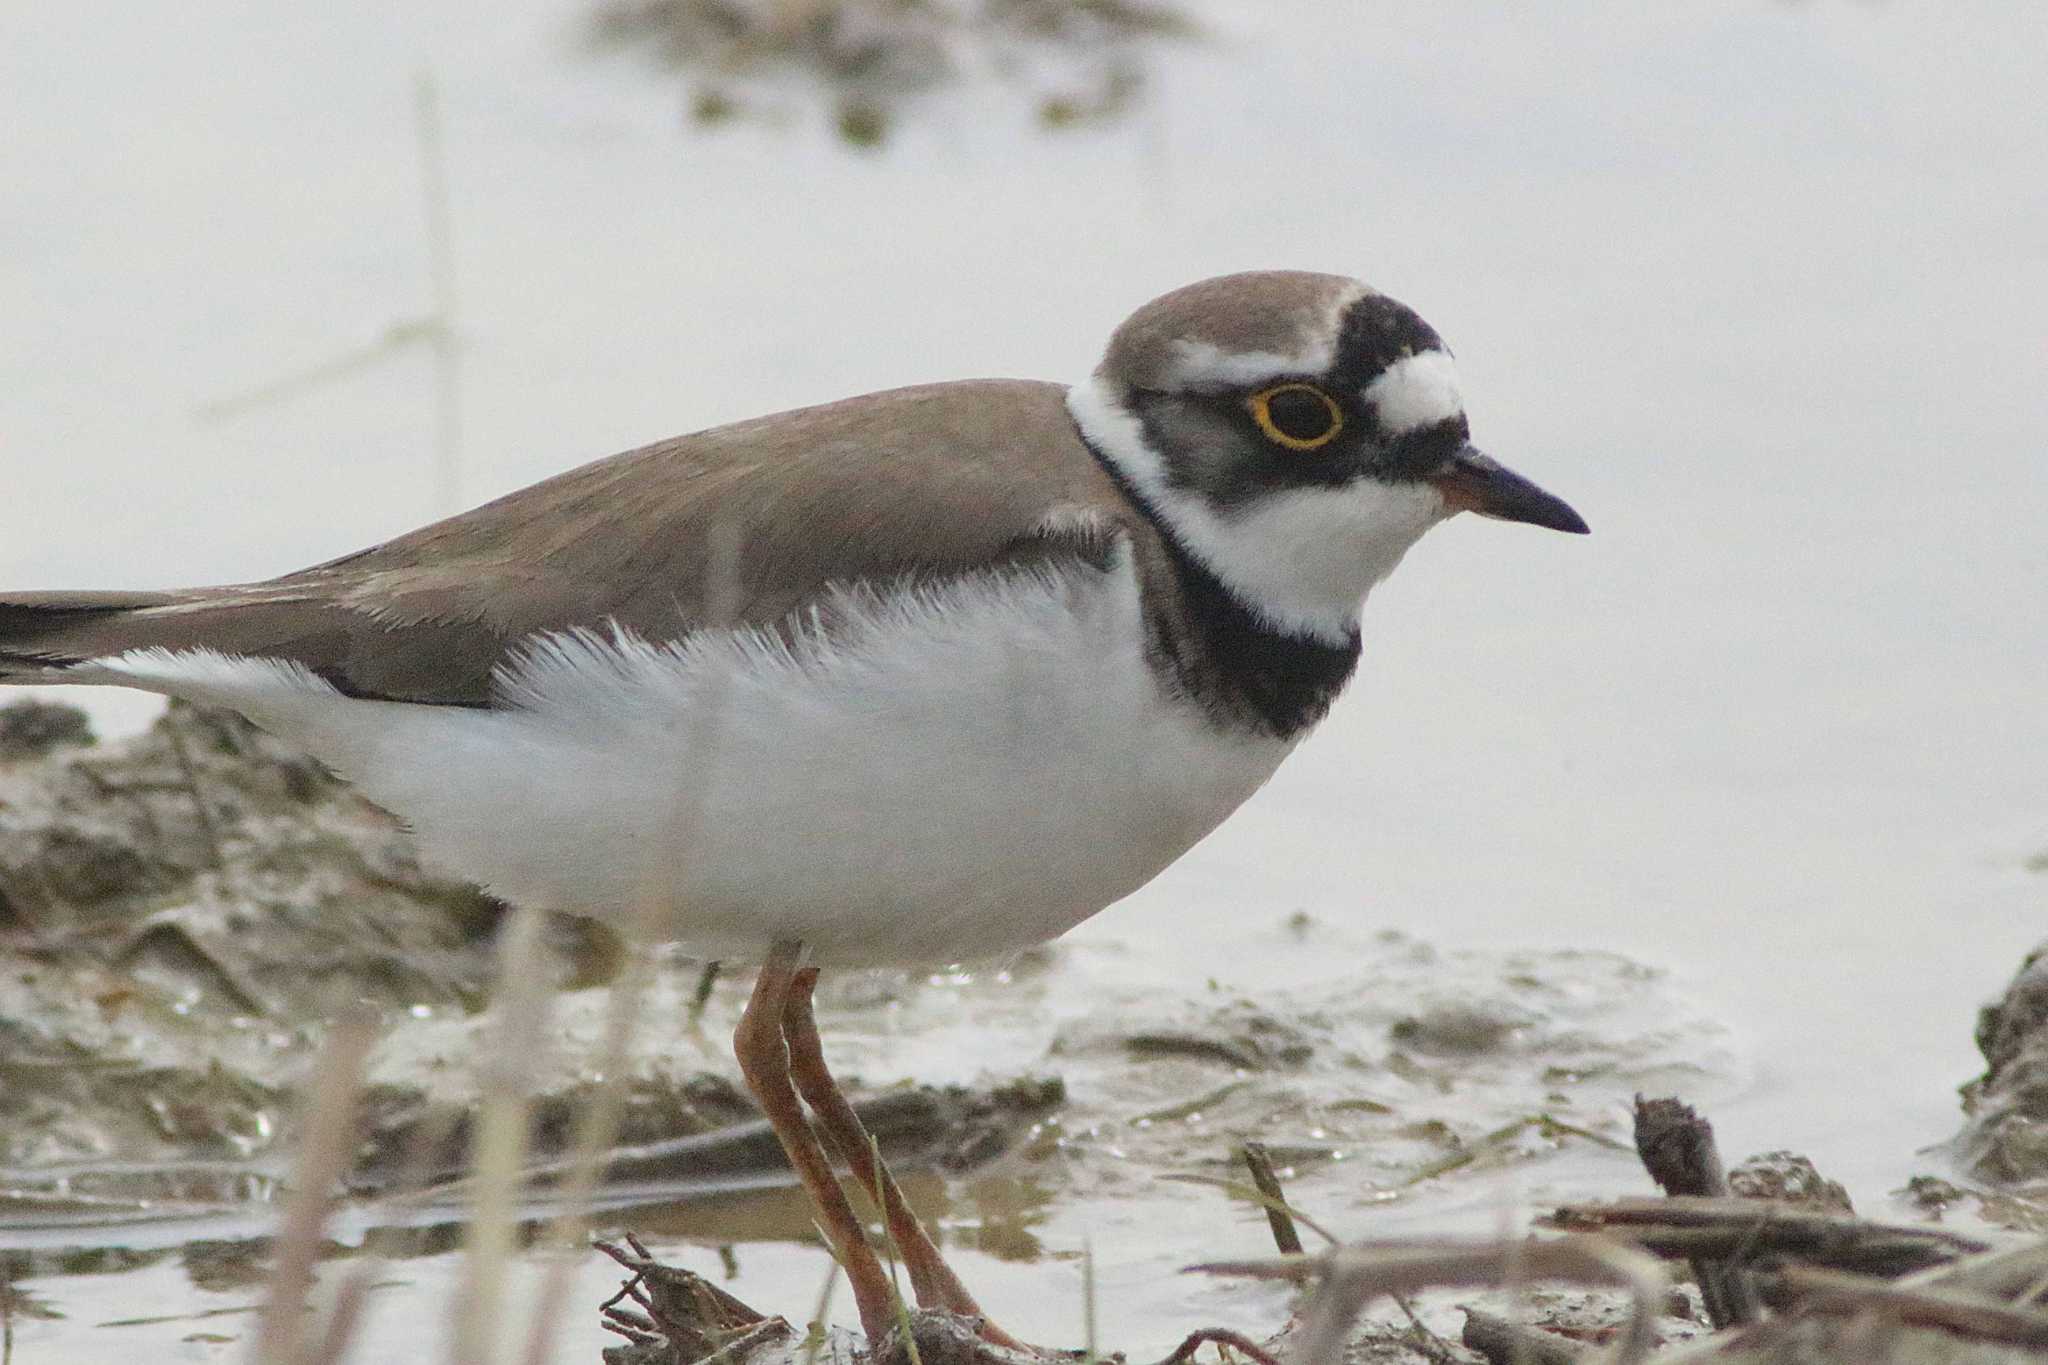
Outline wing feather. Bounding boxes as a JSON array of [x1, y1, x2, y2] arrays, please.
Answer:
[[1, 380, 1131, 706]]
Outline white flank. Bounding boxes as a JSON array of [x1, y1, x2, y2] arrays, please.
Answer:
[[82, 552, 1293, 968], [81, 648, 338, 702], [1363, 349, 1464, 435], [1067, 375, 1447, 644]]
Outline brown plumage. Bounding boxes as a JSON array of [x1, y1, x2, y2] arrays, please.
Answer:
[[0, 379, 1134, 707]]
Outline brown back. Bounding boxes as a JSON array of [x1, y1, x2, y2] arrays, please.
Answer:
[[0, 380, 1134, 706]]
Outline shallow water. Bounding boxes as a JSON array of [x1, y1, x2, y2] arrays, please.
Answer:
[[4, 0, 2046, 1357], [4, 928, 1729, 1359]]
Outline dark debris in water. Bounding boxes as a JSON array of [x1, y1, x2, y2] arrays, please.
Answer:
[[585, 0, 1196, 146], [1389, 1002, 1533, 1057], [1727, 1151, 1854, 1216]]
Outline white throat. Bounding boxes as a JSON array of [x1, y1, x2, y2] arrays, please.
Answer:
[[1067, 374, 1447, 644]]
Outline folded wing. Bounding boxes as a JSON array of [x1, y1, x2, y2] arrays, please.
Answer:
[[0, 380, 1128, 707]]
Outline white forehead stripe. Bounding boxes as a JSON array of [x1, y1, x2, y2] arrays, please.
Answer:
[[1163, 339, 1336, 389], [1364, 349, 1464, 436], [1156, 279, 1371, 390]]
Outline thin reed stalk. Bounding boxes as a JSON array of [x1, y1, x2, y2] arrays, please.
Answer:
[[250, 1007, 378, 1365], [512, 525, 744, 1365], [451, 901, 555, 1365]]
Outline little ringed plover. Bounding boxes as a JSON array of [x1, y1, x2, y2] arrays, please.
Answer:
[[0, 269, 1587, 1347]]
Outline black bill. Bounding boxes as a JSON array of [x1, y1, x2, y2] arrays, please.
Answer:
[[1430, 447, 1589, 534]]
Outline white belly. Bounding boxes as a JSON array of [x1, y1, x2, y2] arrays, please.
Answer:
[[93, 555, 1294, 966]]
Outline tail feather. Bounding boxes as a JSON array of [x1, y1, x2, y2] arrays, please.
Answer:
[[0, 591, 186, 677], [0, 581, 499, 707]]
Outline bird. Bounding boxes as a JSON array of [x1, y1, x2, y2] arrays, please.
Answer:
[[0, 270, 1585, 1348]]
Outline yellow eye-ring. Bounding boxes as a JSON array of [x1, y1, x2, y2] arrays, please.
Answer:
[[1247, 383, 1344, 451]]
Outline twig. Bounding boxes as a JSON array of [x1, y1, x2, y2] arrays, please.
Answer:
[[1632, 1096, 1728, 1198], [694, 1318, 794, 1365], [1081, 1236, 1098, 1365], [516, 912, 663, 1365], [1391, 1294, 1461, 1365], [1191, 1236, 1667, 1365], [1150, 1327, 1282, 1365], [691, 959, 724, 1027], [1630, 1096, 1760, 1327], [195, 321, 444, 422], [1897, 1240, 2048, 1301], [198, 73, 462, 514], [600, 1313, 659, 1346], [1160, 1174, 1340, 1246], [163, 716, 225, 870], [1764, 1263, 2048, 1348], [1239, 1143, 1303, 1255], [1551, 1197, 1987, 1277], [1460, 1308, 1586, 1365], [596, 1234, 767, 1327]]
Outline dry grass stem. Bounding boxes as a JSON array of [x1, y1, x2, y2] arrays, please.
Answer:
[[199, 77, 461, 438], [515, 527, 743, 1363], [1765, 1263, 2048, 1348], [1191, 1235, 1667, 1365], [250, 1006, 378, 1365], [1239, 1142, 1303, 1256], [870, 1133, 923, 1365], [1551, 1197, 1988, 1276], [801, 1261, 841, 1365], [452, 901, 554, 1365], [689, 959, 724, 1027], [307, 1272, 375, 1365], [163, 714, 226, 869], [1159, 1173, 1340, 1246], [1081, 1236, 1098, 1365], [515, 939, 663, 1365], [413, 68, 463, 514]]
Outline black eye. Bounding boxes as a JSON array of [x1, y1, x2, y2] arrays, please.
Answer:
[[1248, 383, 1344, 451]]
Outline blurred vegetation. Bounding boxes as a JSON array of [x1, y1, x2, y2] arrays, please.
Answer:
[[586, 0, 1197, 147]]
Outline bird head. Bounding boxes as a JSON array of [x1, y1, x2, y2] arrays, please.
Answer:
[[1069, 270, 1585, 643]]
